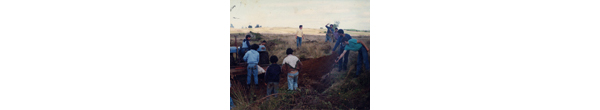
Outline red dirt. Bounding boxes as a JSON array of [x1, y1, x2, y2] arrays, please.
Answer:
[[299, 53, 338, 81]]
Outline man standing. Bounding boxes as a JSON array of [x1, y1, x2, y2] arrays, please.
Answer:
[[244, 44, 260, 89], [325, 23, 334, 43], [282, 48, 302, 90], [296, 25, 304, 49], [335, 38, 370, 78], [332, 29, 352, 72], [333, 28, 339, 42]]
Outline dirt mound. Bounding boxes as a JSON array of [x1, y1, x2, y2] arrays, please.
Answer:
[[298, 52, 339, 92]]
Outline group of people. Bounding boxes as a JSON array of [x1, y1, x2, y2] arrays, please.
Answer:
[[331, 28, 370, 77], [238, 33, 304, 90], [232, 24, 370, 109]]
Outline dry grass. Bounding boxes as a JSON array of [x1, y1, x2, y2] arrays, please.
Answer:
[[230, 32, 369, 65], [230, 31, 370, 109], [230, 27, 371, 36]]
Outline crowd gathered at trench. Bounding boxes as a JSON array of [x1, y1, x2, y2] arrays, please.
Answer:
[[230, 24, 370, 109]]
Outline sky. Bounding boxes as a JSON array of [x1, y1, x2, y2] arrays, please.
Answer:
[[230, 0, 370, 30]]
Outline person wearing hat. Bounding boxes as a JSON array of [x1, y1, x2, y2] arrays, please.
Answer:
[[282, 48, 303, 90], [335, 37, 370, 78], [244, 44, 261, 88], [332, 29, 352, 72]]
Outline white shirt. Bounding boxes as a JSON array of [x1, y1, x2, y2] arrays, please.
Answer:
[[296, 29, 303, 37], [282, 55, 300, 68]]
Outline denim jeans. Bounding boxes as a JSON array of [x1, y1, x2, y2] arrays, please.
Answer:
[[287, 72, 299, 90], [230, 97, 235, 108], [338, 48, 349, 71], [325, 34, 331, 42], [356, 47, 370, 76], [247, 63, 258, 85], [267, 82, 278, 96], [296, 37, 302, 48]]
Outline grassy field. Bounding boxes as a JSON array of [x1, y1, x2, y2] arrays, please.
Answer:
[[230, 27, 371, 36], [230, 31, 370, 109]]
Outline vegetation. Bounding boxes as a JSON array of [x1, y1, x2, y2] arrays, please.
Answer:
[[230, 32, 371, 109]]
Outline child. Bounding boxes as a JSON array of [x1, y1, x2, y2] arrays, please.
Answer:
[[333, 28, 339, 42], [332, 29, 352, 72], [244, 44, 260, 88], [282, 48, 303, 90], [238, 35, 252, 61], [258, 40, 267, 52], [296, 25, 304, 49], [265, 56, 281, 96], [335, 38, 370, 78]]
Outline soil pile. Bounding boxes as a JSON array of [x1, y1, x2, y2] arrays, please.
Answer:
[[297, 52, 338, 92]]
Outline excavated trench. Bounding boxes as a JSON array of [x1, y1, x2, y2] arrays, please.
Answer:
[[230, 52, 339, 99]]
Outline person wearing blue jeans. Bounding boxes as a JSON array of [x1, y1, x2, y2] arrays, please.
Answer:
[[295, 25, 303, 49], [296, 37, 302, 49], [287, 71, 298, 90], [265, 56, 281, 97], [244, 44, 260, 88], [282, 48, 303, 90], [332, 29, 352, 72], [335, 38, 370, 77], [230, 83, 235, 109], [325, 23, 334, 43]]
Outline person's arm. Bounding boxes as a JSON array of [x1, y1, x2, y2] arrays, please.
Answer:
[[243, 52, 249, 62], [265, 66, 270, 80], [332, 38, 341, 51], [357, 40, 369, 52], [296, 60, 303, 72], [256, 53, 259, 63], [281, 62, 288, 74], [335, 50, 348, 63]]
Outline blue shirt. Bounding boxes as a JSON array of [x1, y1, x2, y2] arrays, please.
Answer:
[[333, 34, 352, 51], [241, 39, 250, 48], [326, 26, 333, 33], [243, 50, 260, 64], [257, 45, 266, 51]]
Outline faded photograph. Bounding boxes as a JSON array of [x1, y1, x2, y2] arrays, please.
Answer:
[[230, 0, 370, 109]]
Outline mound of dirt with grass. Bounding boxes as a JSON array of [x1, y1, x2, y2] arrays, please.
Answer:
[[298, 52, 338, 92]]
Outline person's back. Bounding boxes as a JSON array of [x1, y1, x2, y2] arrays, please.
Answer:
[[282, 54, 301, 72], [265, 56, 281, 96], [243, 49, 260, 64], [266, 63, 281, 82], [281, 48, 302, 90], [333, 30, 353, 52], [244, 44, 261, 88]]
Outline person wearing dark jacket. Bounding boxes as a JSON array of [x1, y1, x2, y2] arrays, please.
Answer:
[[332, 29, 352, 72], [265, 56, 281, 96], [238, 35, 252, 61]]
